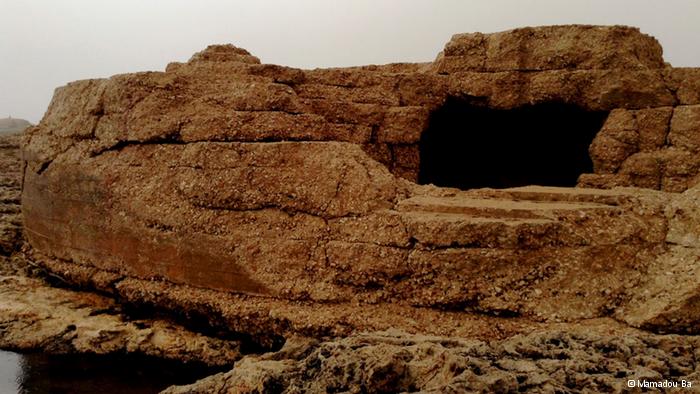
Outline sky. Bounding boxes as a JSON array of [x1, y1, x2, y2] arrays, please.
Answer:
[[2, 0, 700, 123]]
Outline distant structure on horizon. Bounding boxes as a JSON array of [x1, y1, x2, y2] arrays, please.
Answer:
[[0, 116, 32, 134]]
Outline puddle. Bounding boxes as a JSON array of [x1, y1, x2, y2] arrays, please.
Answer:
[[0, 349, 223, 394]]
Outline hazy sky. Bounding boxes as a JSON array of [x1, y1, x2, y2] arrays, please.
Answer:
[[2, 0, 700, 123]]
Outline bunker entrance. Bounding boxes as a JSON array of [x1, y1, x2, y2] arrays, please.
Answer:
[[418, 99, 609, 190]]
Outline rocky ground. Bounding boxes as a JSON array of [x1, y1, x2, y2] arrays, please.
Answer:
[[1, 132, 699, 393], [165, 327, 700, 393]]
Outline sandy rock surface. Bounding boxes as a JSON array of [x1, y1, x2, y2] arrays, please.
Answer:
[[164, 328, 700, 393]]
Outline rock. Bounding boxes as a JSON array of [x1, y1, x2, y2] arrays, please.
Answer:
[[664, 68, 700, 105], [447, 69, 675, 111], [669, 105, 700, 152], [589, 109, 638, 173], [619, 246, 700, 333], [22, 25, 690, 188], [637, 107, 673, 151], [162, 328, 700, 393], [2, 134, 244, 367], [21, 144, 675, 322], [188, 44, 261, 64], [665, 184, 700, 247], [577, 173, 632, 189], [436, 25, 664, 73], [616, 183, 700, 332], [377, 106, 429, 143], [618, 152, 663, 189], [0, 273, 241, 366]]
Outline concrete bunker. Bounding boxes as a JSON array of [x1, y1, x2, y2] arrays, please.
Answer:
[[19, 25, 700, 341], [417, 99, 609, 189]]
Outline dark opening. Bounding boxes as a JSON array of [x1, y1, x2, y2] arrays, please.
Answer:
[[0, 350, 228, 394], [418, 99, 608, 189]]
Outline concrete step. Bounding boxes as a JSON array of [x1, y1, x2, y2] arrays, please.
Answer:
[[396, 188, 653, 249], [400, 211, 562, 248], [396, 194, 617, 220], [466, 185, 642, 205]]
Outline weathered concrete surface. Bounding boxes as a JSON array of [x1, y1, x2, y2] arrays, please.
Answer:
[[18, 25, 700, 338], [20, 136, 697, 334], [618, 184, 700, 333], [582, 106, 700, 192], [22, 26, 699, 189], [435, 25, 665, 73], [19, 138, 681, 325]]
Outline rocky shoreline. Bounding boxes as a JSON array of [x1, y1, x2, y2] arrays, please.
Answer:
[[164, 327, 700, 393]]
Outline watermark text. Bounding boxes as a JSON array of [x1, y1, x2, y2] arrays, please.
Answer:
[[627, 379, 692, 389]]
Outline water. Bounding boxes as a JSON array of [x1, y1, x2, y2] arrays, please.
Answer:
[[0, 350, 224, 394], [0, 351, 21, 393]]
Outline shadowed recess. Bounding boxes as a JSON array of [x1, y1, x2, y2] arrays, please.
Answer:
[[418, 99, 609, 189]]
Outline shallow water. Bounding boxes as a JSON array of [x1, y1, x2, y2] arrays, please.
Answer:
[[0, 350, 222, 394]]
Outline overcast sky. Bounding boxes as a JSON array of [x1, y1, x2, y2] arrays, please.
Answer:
[[2, 0, 699, 123]]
